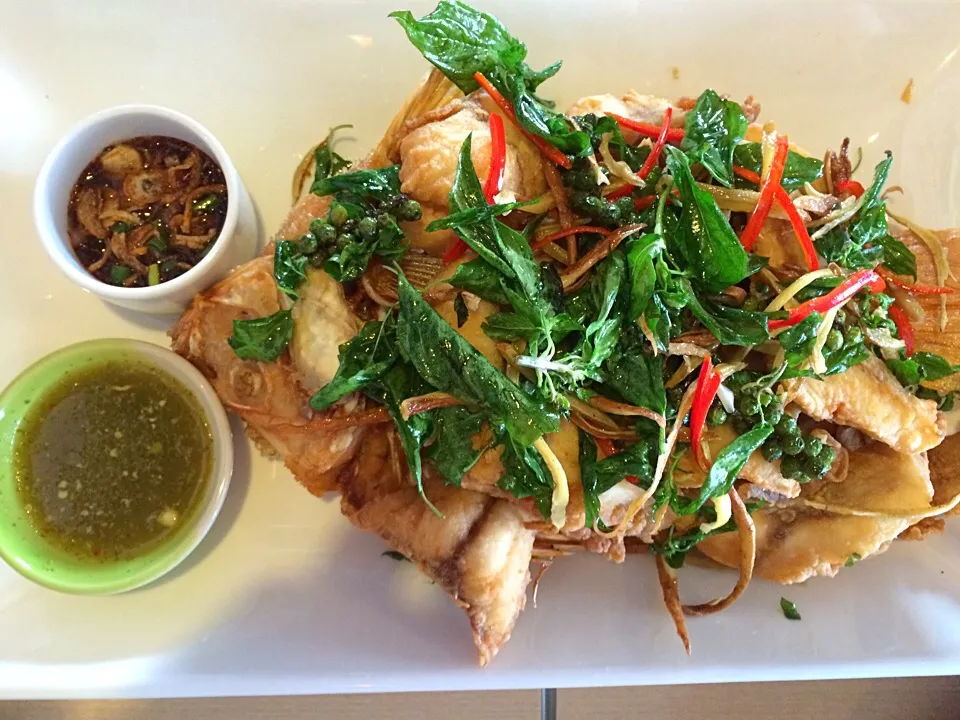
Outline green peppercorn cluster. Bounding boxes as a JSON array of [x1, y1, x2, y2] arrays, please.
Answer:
[[294, 194, 422, 268], [561, 165, 652, 231], [725, 371, 836, 483], [828, 309, 863, 348]]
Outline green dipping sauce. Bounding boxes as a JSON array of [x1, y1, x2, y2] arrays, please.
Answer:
[[12, 360, 212, 563]]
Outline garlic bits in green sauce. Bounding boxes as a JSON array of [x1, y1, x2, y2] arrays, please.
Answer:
[[12, 358, 212, 563]]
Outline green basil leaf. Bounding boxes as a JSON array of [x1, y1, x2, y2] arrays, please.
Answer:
[[313, 125, 352, 183], [447, 257, 511, 305], [595, 437, 657, 493], [426, 406, 488, 485], [626, 233, 666, 321], [390, 1, 587, 156], [681, 280, 771, 346], [676, 423, 773, 515], [309, 320, 398, 411], [445, 136, 515, 276], [651, 516, 738, 569], [311, 165, 401, 202], [732, 143, 823, 192], [665, 147, 749, 291], [780, 597, 802, 621], [878, 233, 918, 279], [397, 273, 559, 446], [491, 67, 590, 156], [273, 240, 308, 300], [228, 310, 294, 362], [426, 197, 538, 232], [814, 225, 882, 270], [680, 89, 748, 187], [390, 0, 527, 94], [497, 427, 553, 519], [778, 312, 822, 368], [887, 351, 960, 388], [579, 431, 602, 530], [603, 348, 666, 414], [366, 361, 438, 515], [447, 135, 559, 348], [860, 152, 893, 212], [481, 311, 540, 341], [822, 339, 870, 376]]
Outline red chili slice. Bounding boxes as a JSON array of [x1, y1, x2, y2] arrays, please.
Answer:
[[888, 304, 915, 357], [768, 268, 884, 331], [739, 135, 790, 251]]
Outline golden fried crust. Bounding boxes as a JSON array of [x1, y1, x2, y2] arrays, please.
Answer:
[[170, 254, 364, 497], [339, 429, 535, 666], [699, 445, 930, 583], [785, 355, 943, 454]]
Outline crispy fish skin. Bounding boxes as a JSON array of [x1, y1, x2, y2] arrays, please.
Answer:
[[339, 428, 535, 666], [397, 95, 548, 257], [892, 223, 960, 387], [699, 444, 931, 583], [170, 251, 365, 496], [784, 355, 943, 454]]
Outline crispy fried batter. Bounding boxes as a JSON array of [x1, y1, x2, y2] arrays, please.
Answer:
[[699, 444, 931, 583], [339, 428, 535, 666], [784, 355, 943, 454]]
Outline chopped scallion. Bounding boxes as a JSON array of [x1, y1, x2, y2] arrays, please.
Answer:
[[147, 234, 167, 253], [780, 597, 801, 621], [147, 263, 160, 286], [192, 193, 222, 213], [109, 265, 132, 284]]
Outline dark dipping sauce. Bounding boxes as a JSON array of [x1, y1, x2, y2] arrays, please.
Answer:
[[12, 360, 212, 562], [68, 135, 227, 288]]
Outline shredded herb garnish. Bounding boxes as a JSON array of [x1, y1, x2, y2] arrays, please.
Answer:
[[780, 597, 802, 621]]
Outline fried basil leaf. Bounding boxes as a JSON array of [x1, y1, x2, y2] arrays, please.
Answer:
[[675, 423, 773, 515], [396, 273, 560, 446], [778, 312, 823, 368], [626, 233, 666, 321], [678, 279, 771, 346], [887, 351, 960, 388], [313, 125, 352, 183], [426, 406, 488, 484], [390, 0, 528, 94], [447, 257, 511, 305], [309, 320, 398, 411], [273, 240, 308, 300], [680, 89, 748, 187], [732, 143, 823, 192], [228, 310, 294, 363], [391, 1, 588, 156], [497, 427, 553, 519], [366, 361, 437, 514], [311, 165, 401, 203], [665, 147, 749, 292]]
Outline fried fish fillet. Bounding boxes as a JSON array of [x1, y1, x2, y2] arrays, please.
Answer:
[[784, 355, 943, 454], [699, 444, 932, 583], [170, 251, 364, 496], [339, 427, 535, 665]]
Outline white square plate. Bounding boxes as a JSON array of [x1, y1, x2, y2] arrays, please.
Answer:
[[2, 0, 960, 699]]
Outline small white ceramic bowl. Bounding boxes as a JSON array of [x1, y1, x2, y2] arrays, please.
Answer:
[[33, 105, 259, 315]]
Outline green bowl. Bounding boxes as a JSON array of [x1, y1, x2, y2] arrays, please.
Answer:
[[0, 339, 233, 594]]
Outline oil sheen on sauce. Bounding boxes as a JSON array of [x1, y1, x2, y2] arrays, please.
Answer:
[[13, 359, 212, 562]]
